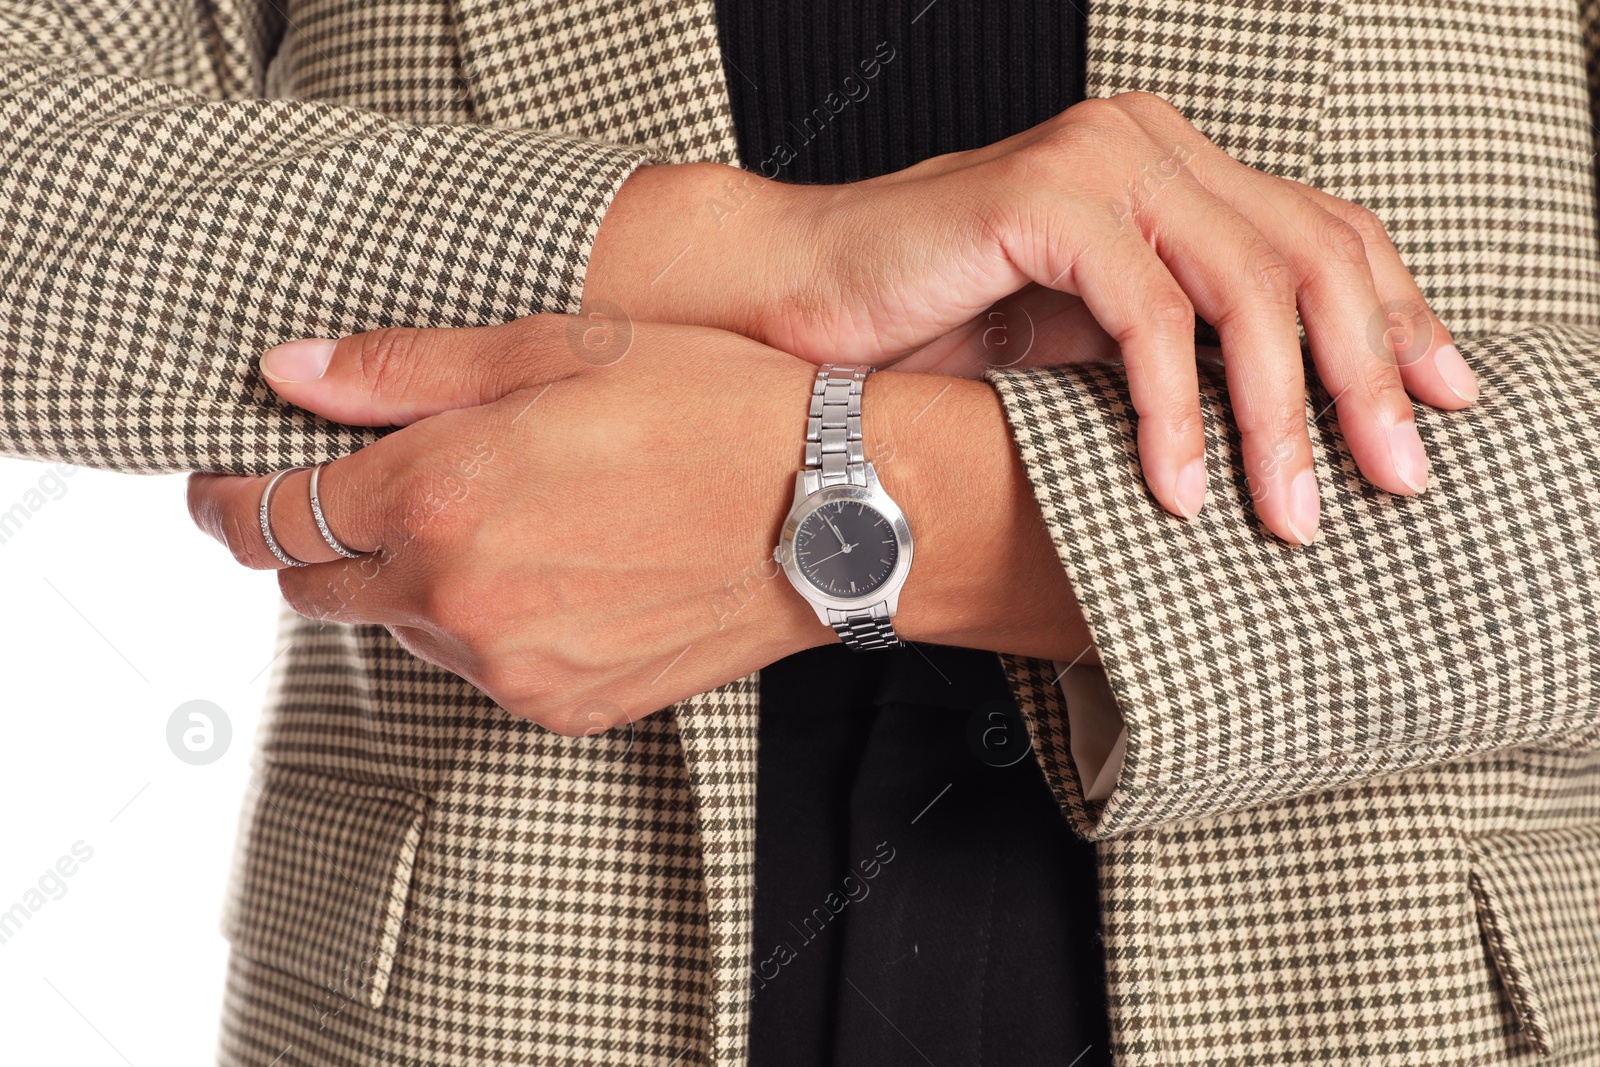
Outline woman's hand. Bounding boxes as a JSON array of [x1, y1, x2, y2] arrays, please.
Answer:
[[189, 318, 1095, 733], [588, 91, 1478, 543]]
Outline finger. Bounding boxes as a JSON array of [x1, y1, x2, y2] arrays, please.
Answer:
[[1038, 227, 1210, 523], [258, 314, 578, 427], [271, 448, 482, 628], [275, 552, 420, 627], [1116, 100, 1430, 507], [1124, 174, 1321, 543], [894, 286, 1118, 377], [1288, 182, 1478, 408], [1115, 95, 1468, 485], [1214, 175, 1433, 495], [187, 452, 388, 572]]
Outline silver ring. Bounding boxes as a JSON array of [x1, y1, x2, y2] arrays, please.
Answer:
[[259, 468, 310, 568], [309, 463, 362, 559]]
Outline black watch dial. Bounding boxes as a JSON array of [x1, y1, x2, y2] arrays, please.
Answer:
[[793, 499, 899, 599]]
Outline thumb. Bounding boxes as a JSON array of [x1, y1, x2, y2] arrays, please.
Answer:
[[258, 315, 579, 426]]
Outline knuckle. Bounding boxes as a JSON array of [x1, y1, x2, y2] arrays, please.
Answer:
[[1143, 288, 1196, 333], [354, 326, 423, 398], [387, 473, 470, 556], [384, 622, 447, 670], [1109, 90, 1179, 121], [1235, 388, 1308, 448], [1314, 214, 1369, 267], [477, 658, 556, 716], [1059, 95, 1113, 126], [416, 577, 485, 642], [491, 315, 563, 384], [1160, 402, 1206, 442], [511, 314, 565, 359], [1329, 199, 1389, 246], [1348, 360, 1411, 410], [495, 697, 546, 726], [1260, 398, 1310, 442], [185, 476, 219, 538], [1056, 96, 1141, 144], [543, 707, 597, 738], [320, 568, 370, 619], [472, 655, 517, 698], [1242, 244, 1297, 303]]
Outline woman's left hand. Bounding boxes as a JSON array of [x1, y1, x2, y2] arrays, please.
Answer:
[[188, 317, 1095, 733]]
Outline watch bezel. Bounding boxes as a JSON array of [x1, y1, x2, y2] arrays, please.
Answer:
[[777, 474, 913, 612]]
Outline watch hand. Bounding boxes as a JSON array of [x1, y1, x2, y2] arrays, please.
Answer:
[[809, 543, 856, 566], [822, 514, 847, 546]]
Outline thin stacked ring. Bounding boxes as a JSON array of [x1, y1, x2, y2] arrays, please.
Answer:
[[258, 468, 310, 568], [309, 463, 362, 559]]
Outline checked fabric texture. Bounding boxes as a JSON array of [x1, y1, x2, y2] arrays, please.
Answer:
[[1, 1, 1598, 1065]]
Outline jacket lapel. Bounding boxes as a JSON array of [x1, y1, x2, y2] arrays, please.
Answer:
[[1087, 0, 1344, 181], [670, 680, 762, 1067], [449, 0, 738, 163]]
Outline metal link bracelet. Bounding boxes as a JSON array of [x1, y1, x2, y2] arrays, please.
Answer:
[[806, 364, 901, 650]]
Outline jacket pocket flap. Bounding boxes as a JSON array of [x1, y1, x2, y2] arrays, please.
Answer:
[[1468, 825, 1600, 1058], [222, 767, 428, 1012]]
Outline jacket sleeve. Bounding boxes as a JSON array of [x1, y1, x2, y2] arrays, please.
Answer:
[[0, 1, 649, 474], [990, 325, 1600, 838]]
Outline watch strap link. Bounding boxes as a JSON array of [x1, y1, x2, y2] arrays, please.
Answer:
[[806, 364, 902, 651], [804, 364, 871, 493], [827, 605, 901, 651]]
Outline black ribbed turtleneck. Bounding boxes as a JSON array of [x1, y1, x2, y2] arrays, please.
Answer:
[[715, 0, 1087, 185], [716, 5, 1105, 1067]]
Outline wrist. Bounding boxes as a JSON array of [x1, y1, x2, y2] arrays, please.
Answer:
[[863, 370, 1096, 663], [585, 162, 824, 347]]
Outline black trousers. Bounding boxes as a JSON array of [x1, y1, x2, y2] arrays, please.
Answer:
[[748, 644, 1112, 1067]]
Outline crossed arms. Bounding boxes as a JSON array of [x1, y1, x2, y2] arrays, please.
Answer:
[[5, 0, 1598, 837]]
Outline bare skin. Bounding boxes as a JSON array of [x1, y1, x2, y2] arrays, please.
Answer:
[[189, 319, 1094, 735], [585, 92, 1477, 543], [187, 90, 1481, 729]]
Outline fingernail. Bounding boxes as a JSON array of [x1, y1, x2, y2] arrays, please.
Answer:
[[1432, 343, 1479, 403], [1174, 458, 1208, 519], [1389, 419, 1430, 494], [261, 338, 336, 383], [1285, 468, 1321, 545]]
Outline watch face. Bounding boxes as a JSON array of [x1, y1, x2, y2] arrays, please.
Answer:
[[792, 499, 899, 600]]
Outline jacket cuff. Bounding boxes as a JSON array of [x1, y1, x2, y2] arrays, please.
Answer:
[[989, 328, 1600, 836]]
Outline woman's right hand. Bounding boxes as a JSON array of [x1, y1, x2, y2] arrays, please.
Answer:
[[586, 91, 1479, 545]]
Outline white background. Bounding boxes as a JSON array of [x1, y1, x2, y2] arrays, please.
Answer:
[[0, 457, 279, 1065]]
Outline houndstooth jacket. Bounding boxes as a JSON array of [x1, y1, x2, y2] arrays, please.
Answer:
[[3, 0, 1599, 1064]]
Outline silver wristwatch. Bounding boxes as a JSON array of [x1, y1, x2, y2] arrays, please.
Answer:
[[776, 365, 913, 651]]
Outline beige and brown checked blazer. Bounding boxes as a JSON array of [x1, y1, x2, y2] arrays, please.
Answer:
[[4, 0, 1600, 1063]]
